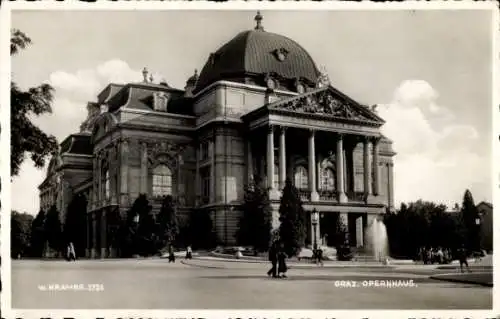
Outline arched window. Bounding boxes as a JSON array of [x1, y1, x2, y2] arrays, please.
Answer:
[[294, 165, 308, 189], [102, 167, 110, 200], [152, 164, 172, 197], [320, 168, 335, 191]]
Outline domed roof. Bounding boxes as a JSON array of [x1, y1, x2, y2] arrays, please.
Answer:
[[194, 12, 320, 94]]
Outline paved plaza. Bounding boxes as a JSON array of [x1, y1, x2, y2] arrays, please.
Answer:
[[11, 259, 492, 309]]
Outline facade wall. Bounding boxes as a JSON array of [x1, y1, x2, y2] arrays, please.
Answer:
[[43, 81, 396, 257]]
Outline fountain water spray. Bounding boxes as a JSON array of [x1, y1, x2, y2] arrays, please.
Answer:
[[364, 214, 389, 262]]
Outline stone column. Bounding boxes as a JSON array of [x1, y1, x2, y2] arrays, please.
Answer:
[[388, 162, 395, 208], [91, 213, 97, 258], [336, 134, 347, 203], [279, 126, 286, 190], [356, 216, 363, 247], [246, 139, 254, 186], [101, 211, 107, 258], [120, 138, 129, 206], [308, 129, 319, 201], [372, 138, 380, 196], [363, 137, 372, 199], [267, 126, 278, 199], [177, 152, 182, 203], [210, 140, 215, 203], [96, 153, 102, 205], [195, 143, 201, 205], [86, 213, 91, 258], [140, 142, 148, 194], [339, 212, 349, 244]]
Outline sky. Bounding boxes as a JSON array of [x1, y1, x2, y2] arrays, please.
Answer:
[[10, 9, 494, 214]]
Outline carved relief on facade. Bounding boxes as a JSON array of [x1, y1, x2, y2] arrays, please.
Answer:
[[273, 90, 375, 122], [146, 141, 186, 168]]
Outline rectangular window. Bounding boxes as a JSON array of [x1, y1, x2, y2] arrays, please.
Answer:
[[201, 169, 210, 203], [201, 142, 210, 161]]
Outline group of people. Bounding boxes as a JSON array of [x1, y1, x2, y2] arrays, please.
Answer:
[[267, 241, 288, 278], [418, 245, 473, 273], [167, 245, 193, 263], [418, 246, 452, 265]]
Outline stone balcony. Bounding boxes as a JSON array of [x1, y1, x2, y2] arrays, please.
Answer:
[[298, 189, 366, 204]]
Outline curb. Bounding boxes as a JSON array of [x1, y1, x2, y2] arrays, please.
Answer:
[[180, 260, 226, 269], [430, 275, 493, 287], [289, 264, 395, 269], [183, 258, 395, 270], [436, 265, 493, 270]]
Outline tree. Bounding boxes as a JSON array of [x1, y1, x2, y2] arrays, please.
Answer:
[[335, 214, 353, 261], [11, 211, 34, 258], [157, 195, 179, 249], [188, 208, 216, 250], [11, 29, 58, 177], [459, 189, 480, 251], [384, 200, 463, 259], [120, 194, 153, 256], [238, 176, 272, 252], [29, 209, 46, 257], [278, 179, 307, 257], [44, 205, 62, 254], [63, 193, 88, 257]]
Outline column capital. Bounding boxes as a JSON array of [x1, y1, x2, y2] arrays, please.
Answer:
[[279, 125, 287, 134], [371, 136, 382, 145], [119, 137, 130, 146], [308, 128, 315, 136], [336, 132, 344, 140], [267, 125, 274, 133]]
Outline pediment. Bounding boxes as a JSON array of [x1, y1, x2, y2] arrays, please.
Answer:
[[269, 87, 384, 124]]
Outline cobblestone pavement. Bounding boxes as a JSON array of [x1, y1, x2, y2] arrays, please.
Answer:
[[11, 259, 492, 309]]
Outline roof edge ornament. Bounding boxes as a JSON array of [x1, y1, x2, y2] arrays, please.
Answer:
[[316, 66, 330, 88], [254, 11, 264, 31]]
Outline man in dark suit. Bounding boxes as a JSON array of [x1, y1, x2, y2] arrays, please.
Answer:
[[267, 241, 278, 278]]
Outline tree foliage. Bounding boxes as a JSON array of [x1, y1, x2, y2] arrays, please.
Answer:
[[238, 176, 273, 252], [117, 194, 156, 256], [278, 179, 307, 257], [11, 29, 58, 176], [157, 195, 179, 248], [44, 205, 62, 253], [188, 208, 216, 250], [11, 211, 34, 258], [459, 189, 480, 251], [63, 193, 88, 257], [384, 200, 463, 259], [29, 209, 46, 257]]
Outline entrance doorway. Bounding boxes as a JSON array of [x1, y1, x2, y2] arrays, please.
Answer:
[[319, 212, 339, 247]]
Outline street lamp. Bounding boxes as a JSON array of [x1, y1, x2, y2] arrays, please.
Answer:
[[475, 216, 481, 252], [311, 209, 319, 251]]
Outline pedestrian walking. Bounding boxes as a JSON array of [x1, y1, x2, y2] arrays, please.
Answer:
[[67, 242, 76, 261], [316, 247, 324, 266], [458, 245, 471, 273], [185, 245, 193, 260], [168, 245, 176, 263], [267, 241, 278, 278], [277, 243, 288, 278]]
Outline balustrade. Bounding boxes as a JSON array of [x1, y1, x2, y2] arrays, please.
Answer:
[[297, 189, 311, 202], [318, 190, 337, 201], [347, 191, 365, 202]]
